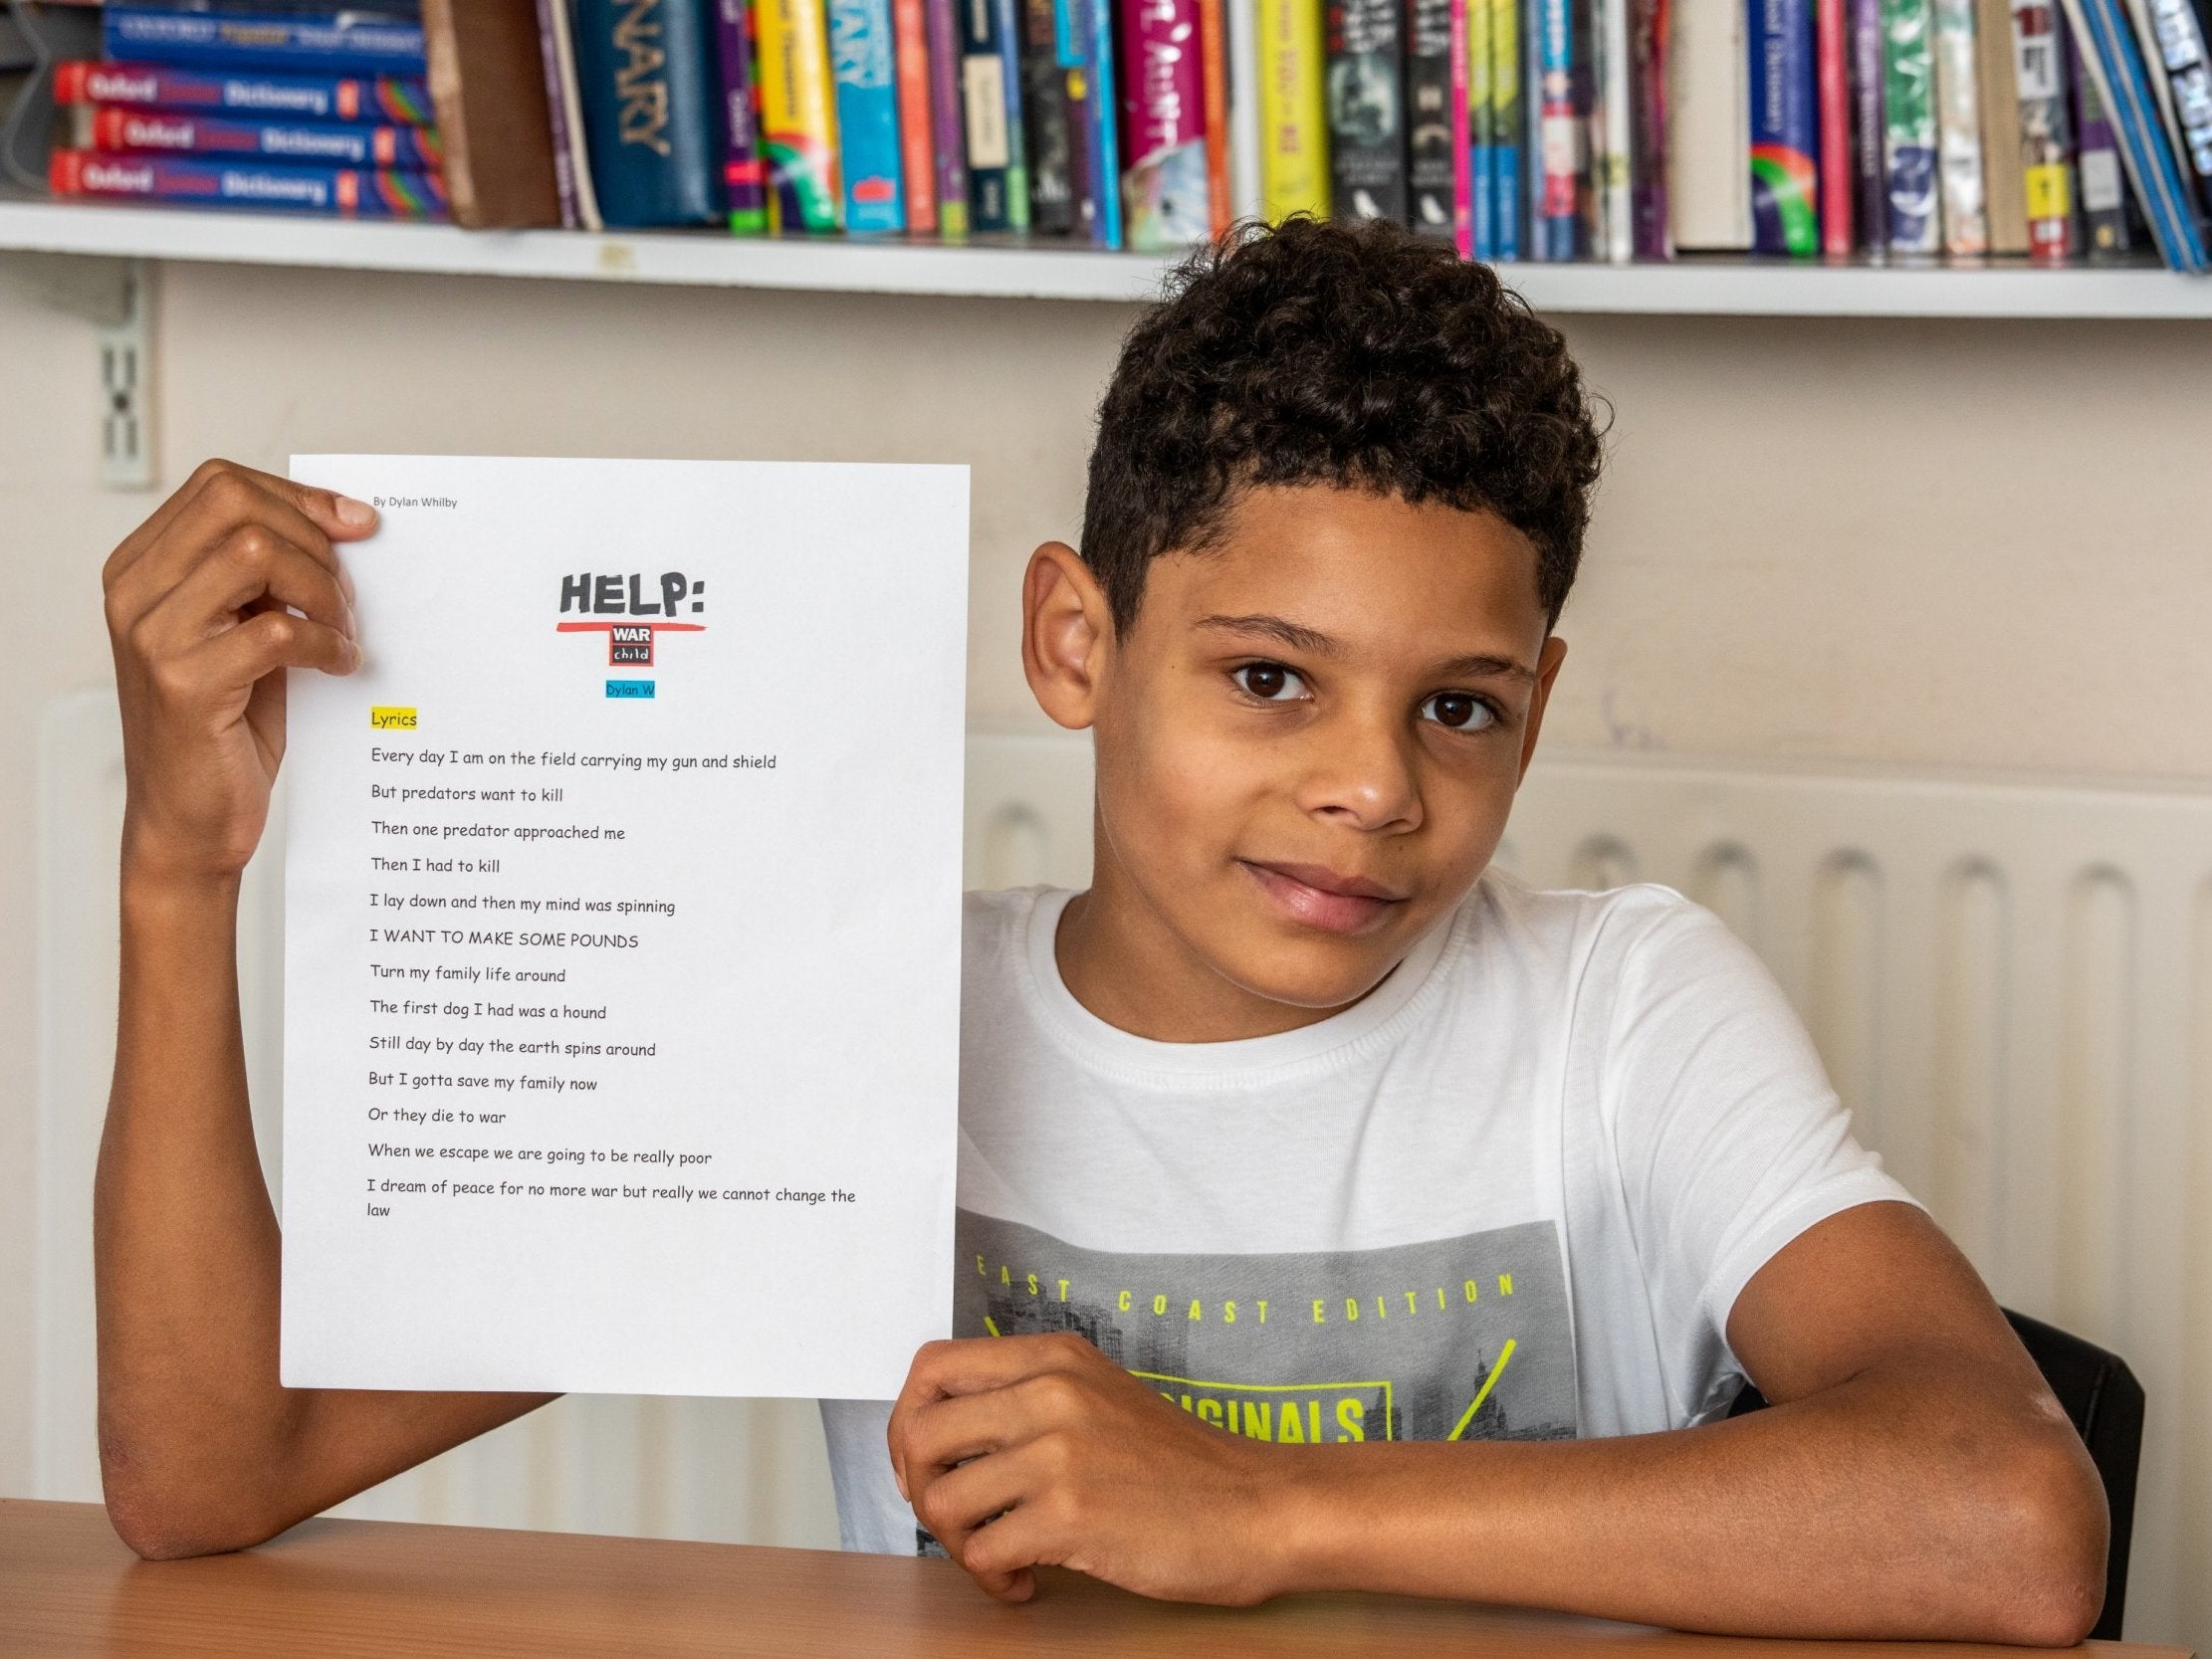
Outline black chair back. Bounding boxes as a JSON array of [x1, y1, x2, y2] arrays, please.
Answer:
[[1726, 1308, 2142, 1641]]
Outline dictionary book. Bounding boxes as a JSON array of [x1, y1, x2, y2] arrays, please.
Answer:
[[831, 0, 907, 231], [570, 0, 723, 226], [50, 148, 449, 218], [54, 60, 434, 124], [82, 107, 443, 170], [102, 5, 426, 78]]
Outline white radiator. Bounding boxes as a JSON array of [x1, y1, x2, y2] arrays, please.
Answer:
[[33, 697, 2212, 1646]]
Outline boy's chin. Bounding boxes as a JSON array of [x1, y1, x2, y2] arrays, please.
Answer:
[[1210, 932, 1416, 1016]]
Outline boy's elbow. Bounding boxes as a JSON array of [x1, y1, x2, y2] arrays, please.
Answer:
[[1973, 1434, 2108, 1648], [101, 1434, 286, 1561]]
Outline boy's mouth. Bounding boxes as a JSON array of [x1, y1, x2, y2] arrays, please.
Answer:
[[1238, 860, 1408, 935]]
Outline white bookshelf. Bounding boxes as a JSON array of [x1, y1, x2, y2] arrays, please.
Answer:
[[5, 199, 2212, 317]]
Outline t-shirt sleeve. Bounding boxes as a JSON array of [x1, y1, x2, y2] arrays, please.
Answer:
[[1596, 892, 1920, 1423]]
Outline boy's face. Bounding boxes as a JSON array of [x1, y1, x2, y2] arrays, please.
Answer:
[[1025, 485, 1566, 1030]]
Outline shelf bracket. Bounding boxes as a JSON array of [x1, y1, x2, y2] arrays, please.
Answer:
[[0, 250, 156, 490]]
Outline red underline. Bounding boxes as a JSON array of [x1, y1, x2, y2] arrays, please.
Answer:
[[554, 621, 708, 632]]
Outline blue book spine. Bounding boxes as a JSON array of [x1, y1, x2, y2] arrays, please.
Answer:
[[102, 6, 427, 79], [51, 149, 448, 219], [570, 0, 725, 227], [2063, 0, 2209, 267], [1749, 0, 1821, 253], [1084, 0, 1123, 245], [831, 0, 907, 230], [962, 0, 1017, 229]]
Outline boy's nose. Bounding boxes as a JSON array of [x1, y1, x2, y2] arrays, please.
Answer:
[[1294, 718, 1424, 834]]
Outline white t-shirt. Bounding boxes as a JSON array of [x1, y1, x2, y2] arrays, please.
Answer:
[[820, 876, 1915, 1555]]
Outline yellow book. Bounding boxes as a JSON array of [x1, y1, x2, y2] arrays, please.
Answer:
[[1257, 0, 1328, 220], [757, 0, 842, 233]]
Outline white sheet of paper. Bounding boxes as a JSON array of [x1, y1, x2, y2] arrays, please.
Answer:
[[280, 455, 968, 1398]]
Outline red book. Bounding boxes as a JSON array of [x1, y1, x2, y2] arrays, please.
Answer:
[[1815, 0, 1851, 254], [1197, 0, 1231, 234], [891, 0, 937, 232]]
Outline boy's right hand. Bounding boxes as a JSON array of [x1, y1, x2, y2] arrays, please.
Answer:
[[104, 460, 374, 885]]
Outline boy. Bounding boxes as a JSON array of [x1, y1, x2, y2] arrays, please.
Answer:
[[95, 219, 2103, 1642]]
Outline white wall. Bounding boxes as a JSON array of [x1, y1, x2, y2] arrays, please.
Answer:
[[4, 256, 2209, 1616]]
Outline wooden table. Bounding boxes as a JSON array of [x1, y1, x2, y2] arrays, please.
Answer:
[[1, 1499, 2191, 1658]]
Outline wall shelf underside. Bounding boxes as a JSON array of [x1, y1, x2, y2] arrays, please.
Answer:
[[3, 201, 2209, 317]]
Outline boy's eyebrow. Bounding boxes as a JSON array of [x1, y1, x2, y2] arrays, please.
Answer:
[[1196, 613, 1537, 683]]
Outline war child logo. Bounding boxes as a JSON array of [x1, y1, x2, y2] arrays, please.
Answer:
[[555, 570, 707, 699]]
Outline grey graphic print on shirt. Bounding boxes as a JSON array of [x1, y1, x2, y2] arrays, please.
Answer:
[[921, 1209, 1580, 1555]]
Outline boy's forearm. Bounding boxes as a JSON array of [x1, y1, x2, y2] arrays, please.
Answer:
[[1262, 1360, 2104, 1645], [97, 866, 299, 1555]]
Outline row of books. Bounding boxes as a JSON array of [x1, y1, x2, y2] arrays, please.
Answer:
[[30, 0, 2212, 270], [46, 3, 450, 222], [1663, 0, 2212, 271]]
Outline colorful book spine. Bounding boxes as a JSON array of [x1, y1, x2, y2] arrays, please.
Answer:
[[1631, 0, 1671, 254], [1490, 0, 1522, 254], [1881, 0, 1942, 249], [715, 0, 771, 234], [85, 108, 444, 169], [1199, 0, 1234, 231], [832, 0, 908, 231], [2147, 0, 2212, 215], [2073, 47, 2133, 249], [54, 61, 433, 125], [995, 0, 1034, 228], [1750, 0, 1821, 254], [1083, 0, 1125, 242], [534, 0, 583, 227], [101, 6, 427, 79], [1023, 0, 1078, 231], [2058, 0, 2207, 267], [1471, 0, 1496, 252], [1818, 0, 1854, 248], [1258, 0, 1331, 218], [1932, 0, 1990, 250], [1851, 0, 1888, 248], [1123, 0, 1213, 244], [1055, 0, 1100, 239], [894, 0, 940, 231], [759, 0, 843, 231], [1452, 0, 1474, 252], [1596, 0, 1635, 258], [1409, 0, 1459, 236], [49, 148, 447, 218], [1533, 0, 1583, 255], [926, 0, 974, 235], [2011, 0, 2080, 257]]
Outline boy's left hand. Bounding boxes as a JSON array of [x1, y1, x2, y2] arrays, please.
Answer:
[[886, 1333, 1290, 1605]]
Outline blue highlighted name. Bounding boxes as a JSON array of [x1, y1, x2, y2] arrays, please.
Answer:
[[605, 679, 656, 700]]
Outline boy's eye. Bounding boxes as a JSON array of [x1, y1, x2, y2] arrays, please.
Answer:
[[1234, 663, 1308, 702], [1421, 692, 1497, 731]]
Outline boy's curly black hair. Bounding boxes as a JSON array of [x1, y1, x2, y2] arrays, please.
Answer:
[[1079, 217, 1606, 635]]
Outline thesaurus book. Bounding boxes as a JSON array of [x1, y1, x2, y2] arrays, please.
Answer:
[[280, 455, 969, 1398]]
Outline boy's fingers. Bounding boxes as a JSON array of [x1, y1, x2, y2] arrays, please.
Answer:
[[175, 608, 359, 702], [889, 1337, 1075, 1496], [910, 1451, 1033, 1572], [899, 1389, 1023, 1486], [136, 526, 355, 658], [111, 466, 365, 621], [957, 1509, 1045, 1602]]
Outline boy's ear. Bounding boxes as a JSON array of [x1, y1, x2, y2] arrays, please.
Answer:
[[1021, 541, 1114, 730], [1517, 634, 1570, 783]]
